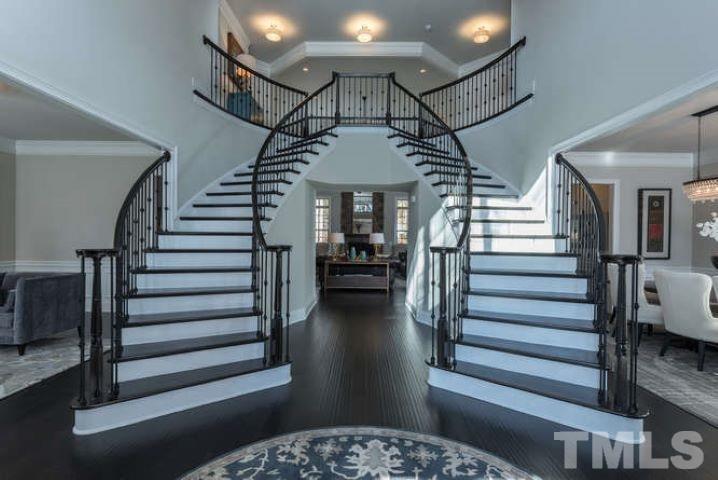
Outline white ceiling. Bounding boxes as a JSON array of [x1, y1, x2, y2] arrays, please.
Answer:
[[0, 78, 132, 141], [228, 0, 511, 66], [577, 87, 718, 156]]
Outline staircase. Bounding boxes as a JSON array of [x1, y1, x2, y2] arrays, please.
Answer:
[[73, 36, 647, 441]]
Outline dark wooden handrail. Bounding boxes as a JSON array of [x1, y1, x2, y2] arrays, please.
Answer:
[[421, 37, 527, 96]]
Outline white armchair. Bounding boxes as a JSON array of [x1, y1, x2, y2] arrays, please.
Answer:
[[607, 263, 663, 344], [654, 270, 718, 371]]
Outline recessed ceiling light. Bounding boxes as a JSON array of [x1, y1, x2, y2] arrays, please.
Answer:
[[473, 26, 490, 44], [265, 24, 282, 42], [419, 68, 427, 74], [302, 66, 309, 72], [356, 25, 373, 43]]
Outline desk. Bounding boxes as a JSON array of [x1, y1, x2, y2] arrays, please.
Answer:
[[324, 260, 390, 293]]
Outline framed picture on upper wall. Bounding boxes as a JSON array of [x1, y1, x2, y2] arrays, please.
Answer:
[[637, 188, 672, 260]]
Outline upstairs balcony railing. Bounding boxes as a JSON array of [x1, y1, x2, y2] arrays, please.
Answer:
[[195, 35, 307, 129], [420, 37, 532, 132]]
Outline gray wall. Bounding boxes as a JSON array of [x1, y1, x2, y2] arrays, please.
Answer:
[[274, 57, 456, 94], [458, 0, 718, 192], [0, 150, 16, 263], [13, 153, 155, 262], [0, 0, 266, 208], [571, 159, 694, 271]]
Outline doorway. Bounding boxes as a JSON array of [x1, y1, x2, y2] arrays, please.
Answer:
[[589, 181, 619, 253]]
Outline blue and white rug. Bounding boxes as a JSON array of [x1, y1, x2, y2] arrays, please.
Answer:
[[182, 426, 539, 479]]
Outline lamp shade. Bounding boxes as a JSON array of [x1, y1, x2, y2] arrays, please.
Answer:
[[369, 233, 385, 244], [329, 232, 345, 244]]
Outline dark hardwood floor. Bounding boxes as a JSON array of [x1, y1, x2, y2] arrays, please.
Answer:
[[0, 288, 716, 479]]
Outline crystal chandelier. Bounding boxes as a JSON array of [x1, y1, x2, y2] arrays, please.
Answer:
[[684, 106, 718, 202]]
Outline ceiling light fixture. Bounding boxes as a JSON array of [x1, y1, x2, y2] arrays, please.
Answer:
[[684, 105, 718, 202], [356, 25, 373, 43], [265, 24, 282, 42], [302, 66, 309, 72], [419, 68, 427, 74], [473, 26, 491, 44]]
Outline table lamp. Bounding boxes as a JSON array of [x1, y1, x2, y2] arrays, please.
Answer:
[[328, 232, 345, 260], [369, 232, 385, 258]]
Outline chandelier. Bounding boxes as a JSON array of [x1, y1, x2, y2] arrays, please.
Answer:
[[684, 105, 718, 202]]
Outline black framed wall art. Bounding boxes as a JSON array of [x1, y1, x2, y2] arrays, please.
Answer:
[[637, 188, 672, 260]]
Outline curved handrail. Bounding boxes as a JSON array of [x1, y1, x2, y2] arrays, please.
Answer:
[[390, 77, 473, 248], [113, 151, 171, 250], [202, 36, 307, 96], [251, 79, 335, 249], [555, 152, 606, 254], [421, 37, 527, 96]]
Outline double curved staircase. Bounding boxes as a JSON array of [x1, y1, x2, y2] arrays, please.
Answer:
[[73, 37, 646, 443]]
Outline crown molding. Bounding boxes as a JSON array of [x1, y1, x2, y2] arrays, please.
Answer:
[[565, 151, 694, 169], [219, 0, 250, 53], [14, 140, 161, 157], [269, 41, 467, 76], [0, 135, 14, 154]]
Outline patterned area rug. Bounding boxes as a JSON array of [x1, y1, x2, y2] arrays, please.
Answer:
[[0, 330, 81, 400], [182, 427, 539, 479], [638, 333, 718, 426]]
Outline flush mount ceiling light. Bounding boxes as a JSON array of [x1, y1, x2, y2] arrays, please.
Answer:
[[473, 26, 491, 44], [419, 68, 427, 73], [356, 25, 373, 43], [684, 105, 718, 202], [302, 66, 309, 72], [265, 25, 282, 42]]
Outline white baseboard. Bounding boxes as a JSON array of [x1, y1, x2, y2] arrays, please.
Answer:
[[290, 293, 317, 324]]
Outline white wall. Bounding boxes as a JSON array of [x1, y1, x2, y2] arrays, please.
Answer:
[[262, 130, 453, 320], [459, 0, 718, 192], [0, 0, 267, 208], [566, 153, 694, 272]]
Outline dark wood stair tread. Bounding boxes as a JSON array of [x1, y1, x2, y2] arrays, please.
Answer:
[[179, 216, 260, 221], [220, 179, 291, 186], [473, 183, 506, 189], [470, 251, 578, 257], [125, 307, 258, 327], [447, 362, 603, 410], [158, 231, 252, 236], [469, 268, 588, 278], [73, 359, 289, 409], [425, 171, 491, 179], [463, 309, 596, 333], [459, 334, 601, 368], [191, 203, 277, 209], [131, 266, 253, 274], [234, 168, 300, 177], [467, 288, 592, 304], [127, 286, 253, 299], [113, 331, 263, 362], [471, 193, 519, 199], [146, 248, 252, 253], [206, 190, 285, 196]]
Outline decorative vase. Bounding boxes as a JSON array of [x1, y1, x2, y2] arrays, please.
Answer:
[[349, 246, 357, 261]]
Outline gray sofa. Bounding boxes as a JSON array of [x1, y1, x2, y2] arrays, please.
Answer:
[[0, 272, 84, 355]]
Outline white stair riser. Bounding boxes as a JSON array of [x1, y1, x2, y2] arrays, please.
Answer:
[[136, 271, 252, 289], [74, 364, 291, 435], [175, 219, 260, 232], [147, 252, 251, 267], [470, 237, 566, 252], [472, 187, 511, 195], [188, 206, 254, 217], [200, 195, 254, 205], [127, 292, 253, 315], [122, 316, 257, 345], [463, 318, 599, 351], [117, 342, 264, 382], [472, 196, 524, 208], [470, 274, 587, 294], [158, 235, 252, 250], [471, 209, 542, 221], [428, 368, 644, 443], [456, 344, 600, 388], [470, 255, 577, 273], [468, 295, 595, 320], [470, 222, 552, 236]]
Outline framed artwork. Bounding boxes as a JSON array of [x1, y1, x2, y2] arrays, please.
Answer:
[[637, 188, 672, 260]]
